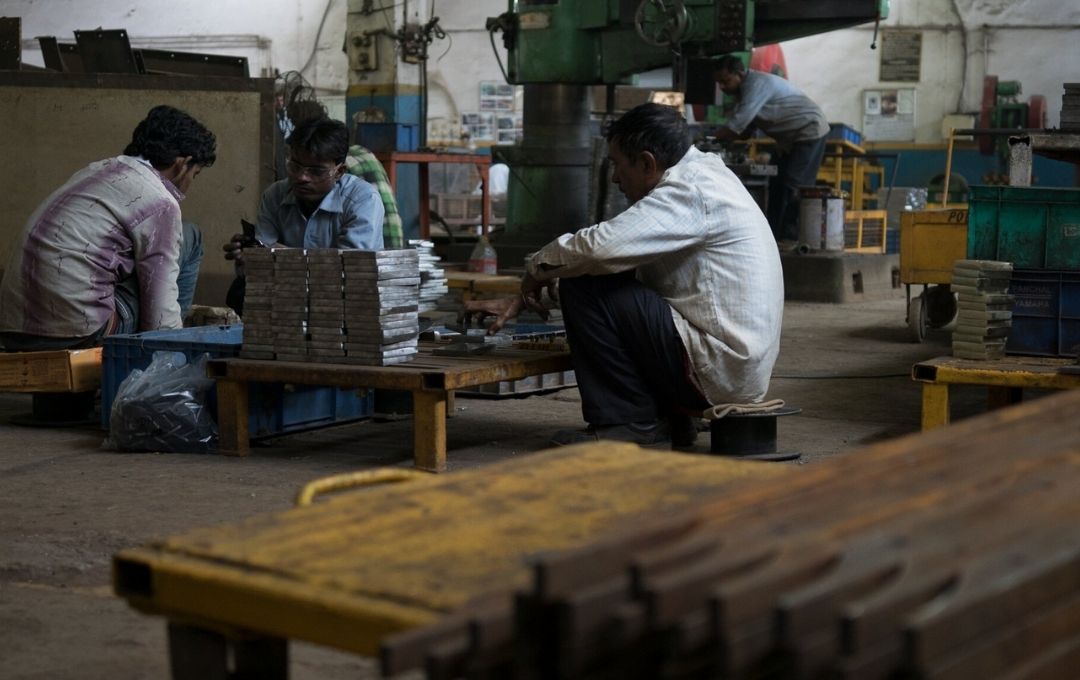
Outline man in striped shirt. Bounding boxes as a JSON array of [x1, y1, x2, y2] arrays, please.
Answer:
[[0, 105, 216, 351], [346, 144, 403, 249], [462, 103, 784, 448]]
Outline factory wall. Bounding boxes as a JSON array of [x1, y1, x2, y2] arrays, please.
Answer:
[[783, 0, 1079, 143], [6, 0, 1077, 144], [6, 0, 351, 116]]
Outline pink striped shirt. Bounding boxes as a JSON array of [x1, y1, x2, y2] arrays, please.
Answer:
[[0, 155, 184, 338]]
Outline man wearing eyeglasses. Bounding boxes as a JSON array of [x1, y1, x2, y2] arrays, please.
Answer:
[[223, 117, 384, 312]]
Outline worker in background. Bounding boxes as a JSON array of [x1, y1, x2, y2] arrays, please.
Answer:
[[223, 116, 384, 314], [460, 103, 783, 448], [711, 54, 829, 247], [280, 97, 402, 247], [345, 144, 403, 248], [0, 105, 215, 351]]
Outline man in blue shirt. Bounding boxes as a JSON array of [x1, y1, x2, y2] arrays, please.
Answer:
[[712, 54, 829, 245], [223, 117, 384, 312]]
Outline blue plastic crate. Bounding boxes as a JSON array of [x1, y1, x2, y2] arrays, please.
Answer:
[[1005, 270, 1080, 358], [354, 122, 419, 153], [828, 123, 862, 146], [101, 326, 373, 436]]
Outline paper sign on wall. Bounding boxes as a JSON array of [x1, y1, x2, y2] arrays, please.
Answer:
[[863, 88, 916, 142]]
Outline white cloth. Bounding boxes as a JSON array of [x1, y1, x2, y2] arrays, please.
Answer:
[[526, 146, 784, 404]]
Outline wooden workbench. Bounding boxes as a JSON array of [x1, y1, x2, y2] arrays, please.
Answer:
[[113, 444, 787, 678], [208, 345, 574, 471], [912, 354, 1080, 430]]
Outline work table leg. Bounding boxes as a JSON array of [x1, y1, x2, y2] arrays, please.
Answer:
[[168, 622, 287, 680], [216, 380, 250, 456], [413, 390, 447, 472], [921, 383, 950, 431]]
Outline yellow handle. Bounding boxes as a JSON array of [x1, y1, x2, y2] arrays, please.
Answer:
[[295, 468, 430, 507]]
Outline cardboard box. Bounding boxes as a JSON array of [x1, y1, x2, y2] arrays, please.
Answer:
[[0, 347, 102, 392]]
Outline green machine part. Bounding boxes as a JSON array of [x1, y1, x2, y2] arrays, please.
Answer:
[[497, 0, 889, 85], [485, 0, 889, 263]]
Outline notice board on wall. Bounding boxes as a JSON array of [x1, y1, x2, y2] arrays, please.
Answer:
[[0, 72, 275, 306], [863, 88, 917, 142], [879, 31, 922, 82]]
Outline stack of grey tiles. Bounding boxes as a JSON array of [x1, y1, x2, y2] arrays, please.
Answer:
[[952, 259, 1014, 360], [341, 249, 421, 365], [239, 248, 276, 359], [306, 249, 347, 363], [1062, 83, 1080, 131], [409, 239, 448, 313], [271, 249, 310, 362]]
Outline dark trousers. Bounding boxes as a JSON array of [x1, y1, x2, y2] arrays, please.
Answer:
[[768, 134, 828, 241], [560, 273, 708, 426]]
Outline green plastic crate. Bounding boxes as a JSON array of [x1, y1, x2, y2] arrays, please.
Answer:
[[967, 185, 1080, 271]]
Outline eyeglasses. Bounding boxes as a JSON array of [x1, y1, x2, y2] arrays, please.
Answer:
[[285, 159, 340, 179]]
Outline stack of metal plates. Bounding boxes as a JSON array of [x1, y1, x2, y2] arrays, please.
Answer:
[[341, 249, 421, 365], [951, 259, 1013, 360], [239, 248, 276, 360], [1062, 83, 1080, 131], [306, 249, 347, 363], [271, 249, 310, 362], [408, 239, 448, 313]]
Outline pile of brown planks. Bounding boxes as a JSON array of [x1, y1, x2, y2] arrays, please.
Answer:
[[380, 389, 1080, 679]]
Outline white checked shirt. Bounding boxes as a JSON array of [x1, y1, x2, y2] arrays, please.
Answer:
[[525, 146, 784, 404]]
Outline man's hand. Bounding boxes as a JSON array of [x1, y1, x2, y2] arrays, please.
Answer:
[[520, 271, 556, 319], [223, 233, 245, 263], [459, 296, 523, 335]]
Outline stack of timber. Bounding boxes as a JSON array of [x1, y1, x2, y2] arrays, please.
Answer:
[[380, 390, 1080, 680], [270, 248, 310, 362], [1062, 83, 1080, 131], [952, 260, 1013, 360], [341, 249, 421, 365], [238, 247, 275, 359]]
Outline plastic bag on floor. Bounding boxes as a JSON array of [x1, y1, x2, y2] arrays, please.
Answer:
[[104, 351, 218, 453]]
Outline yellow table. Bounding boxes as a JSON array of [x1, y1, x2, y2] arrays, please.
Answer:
[[113, 444, 786, 678], [912, 355, 1080, 430], [208, 345, 573, 472]]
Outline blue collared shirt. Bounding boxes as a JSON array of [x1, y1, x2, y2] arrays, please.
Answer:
[[256, 174, 385, 250]]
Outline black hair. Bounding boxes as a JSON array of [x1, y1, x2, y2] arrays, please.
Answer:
[[286, 99, 329, 127], [123, 105, 217, 168], [605, 102, 691, 170], [713, 54, 746, 76], [287, 117, 349, 165]]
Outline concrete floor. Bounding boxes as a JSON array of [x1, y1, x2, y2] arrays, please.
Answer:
[[0, 289, 994, 679]]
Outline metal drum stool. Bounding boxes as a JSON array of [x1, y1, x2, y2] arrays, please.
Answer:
[[705, 401, 801, 462]]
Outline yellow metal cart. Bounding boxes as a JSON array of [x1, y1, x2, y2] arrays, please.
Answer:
[[113, 444, 787, 678], [899, 207, 969, 341]]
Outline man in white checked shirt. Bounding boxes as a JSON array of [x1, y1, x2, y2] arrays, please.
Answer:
[[461, 103, 784, 448]]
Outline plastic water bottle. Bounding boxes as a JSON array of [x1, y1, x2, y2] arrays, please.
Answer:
[[468, 236, 498, 275]]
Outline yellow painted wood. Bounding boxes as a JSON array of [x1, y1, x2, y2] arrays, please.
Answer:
[[914, 356, 1080, 431], [413, 390, 447, 472], [899, 209, 969, 285], [0, 347, 101, 392], [844, 210, 888, 253], [208, 348, 574, 467], [921, 383, 951, 430], [115, 445, 786, 654]]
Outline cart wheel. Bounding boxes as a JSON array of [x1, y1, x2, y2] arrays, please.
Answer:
[[926, 285, 958, 328], [907, 294, 927, 343]]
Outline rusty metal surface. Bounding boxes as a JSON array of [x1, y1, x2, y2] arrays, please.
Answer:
[[378, 390, 1080, 678]]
